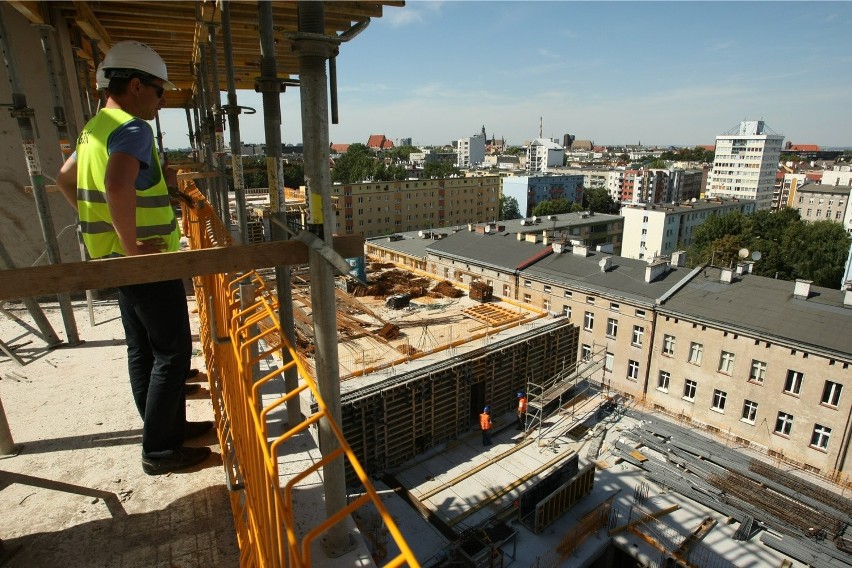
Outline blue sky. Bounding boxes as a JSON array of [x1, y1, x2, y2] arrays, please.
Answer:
[[158, 1, 852, 150]]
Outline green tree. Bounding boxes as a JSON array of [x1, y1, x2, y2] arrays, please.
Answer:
[[532, 198, 573, 216], [659, 146, 715, 163], [331, 143, 376, 183], [374, 162, 408, 181], [505, 146, 524, 156], [783, 221, 850, 287], [583, 187, 616, 214], [384, 145, 419, 162], [499, 195, 521, 220], [648, 158, 668, 169], [423, 160, 460, 179], [686, 211, 749, 267]]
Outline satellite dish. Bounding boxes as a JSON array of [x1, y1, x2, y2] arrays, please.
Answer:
[[751, 251, 762, 261], [738, 248, 749, 259]]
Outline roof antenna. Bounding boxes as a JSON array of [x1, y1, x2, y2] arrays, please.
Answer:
[[539, 116, 543, 139]]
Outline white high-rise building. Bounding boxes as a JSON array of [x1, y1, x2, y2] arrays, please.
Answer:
[[706, 120, 783, 210], [456, 133, 485, 168], [526, 138, 564, 174]]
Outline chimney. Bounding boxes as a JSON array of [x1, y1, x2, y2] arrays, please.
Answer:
[[525, 233, 539, 244], [744, 261, 755, 274], [794, 279, 812, 299], [645, 259, 669, 283], [670, 250, 686, 267], [599, 257, 612, 272], [552, 241, 565, 254], [720, 267, 734, 284], [735, 263, 747, 276], [542, 235, 549, 246], [572, 244, 589, 257]]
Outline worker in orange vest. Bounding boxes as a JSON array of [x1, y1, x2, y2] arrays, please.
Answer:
[[516, 391, 527, 430], [480, 406, 492, 446]]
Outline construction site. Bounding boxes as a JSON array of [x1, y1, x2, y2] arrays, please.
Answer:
[[0, 2, 851, 568]]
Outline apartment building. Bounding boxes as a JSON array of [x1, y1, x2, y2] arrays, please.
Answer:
[[620, 197, 756, 260], [501, 174, 584, 217], [822, 165, 852, 187], [526, 138, 564, 174], [330, 176, 500, 237], [790, 183, 851, 228], [456, 132, 486, 168], [647, 270, 852, 478], [621, 169, 668, 204], [365, 226, 852, 478], [557, 167, 624, 203], [706, 120, 784, 210]]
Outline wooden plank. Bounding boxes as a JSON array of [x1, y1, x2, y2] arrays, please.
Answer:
[[629, 450, 648, 463], [0, 235, 364, 301]]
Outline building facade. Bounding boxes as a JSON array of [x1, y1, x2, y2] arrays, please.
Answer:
[[501, 174, 585, 217], [790, 184, 851, 228], [526, 138, 564, 174], [620, 198, 757, 260], [706, 120, 784, 210], [456, 133, 486, 169], [330, 176, 500, 237]]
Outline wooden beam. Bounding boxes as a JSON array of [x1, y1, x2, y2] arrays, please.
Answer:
[[74, 1, 113, 48], [0, 236, 364, 301], [7, 1, 45, 24]]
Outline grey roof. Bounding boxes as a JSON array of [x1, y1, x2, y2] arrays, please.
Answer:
[[366, 233, 436, 259], [523, 249, 686, 305], [622, 197, 756, 214], [497, 212, 622, 233], [796, 184, 852, 195], [659, 267, 852, 358], [424, 229, 558, 272]]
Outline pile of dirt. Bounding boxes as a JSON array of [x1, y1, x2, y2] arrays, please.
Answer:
[[352, 269, 431, 299], [429, 280, 464, 298]]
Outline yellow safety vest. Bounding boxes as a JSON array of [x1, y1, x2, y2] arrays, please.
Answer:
[[75, 107, 178, 259]]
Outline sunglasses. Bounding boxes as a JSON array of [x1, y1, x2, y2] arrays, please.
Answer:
[[139, 77, 165, 98]]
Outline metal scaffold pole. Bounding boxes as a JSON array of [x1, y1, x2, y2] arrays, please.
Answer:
[[0, 9, 79, 345], [221, 2, 249, 245], [296, 0, 356, 557], [206, 23, 229, 228], [38, 22, 96, 328], [256, 2, 300, 436]]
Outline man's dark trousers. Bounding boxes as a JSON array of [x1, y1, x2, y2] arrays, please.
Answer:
[[118, 279, 191, 457]]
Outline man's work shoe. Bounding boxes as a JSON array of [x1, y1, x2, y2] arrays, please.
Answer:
[[142, 446, 211, 475], [185, 420, 214, 440], [184, 383, 201, 395], [187, 368, 200, 379]]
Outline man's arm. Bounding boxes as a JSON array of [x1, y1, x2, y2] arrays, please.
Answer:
[[56, 155, 78, 210], [104, 151, 164, 255]]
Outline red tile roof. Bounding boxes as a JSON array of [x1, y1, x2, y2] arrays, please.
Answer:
[[367, 134, 395, 149], [789, 144, 820, 152], [806, 172, 823, 182], [330, 143, 350, 153]]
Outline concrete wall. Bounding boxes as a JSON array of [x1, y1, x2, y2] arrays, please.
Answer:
[[0, 4, 87, 270]]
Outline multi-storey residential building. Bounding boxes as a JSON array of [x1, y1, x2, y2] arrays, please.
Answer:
[[366, 222, 852, 478], [822, 165, 852, 187], [558, 167, 624, 203], [668, 169, 705, 204], [620, 197, 756, 260], [456, 132, 485, 168], [790, 184, 851, 227], [501, 174, 584, 217], [526, 138, 563, 174], [621, 169, 668, 204], [706, 120, 784, 210], [330, 176, 499, 237], [647, 270, 852, 478]]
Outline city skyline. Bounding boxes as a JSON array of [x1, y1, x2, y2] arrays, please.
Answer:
[[157, 1, 852, 150]]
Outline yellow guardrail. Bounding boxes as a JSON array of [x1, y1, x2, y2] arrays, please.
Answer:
[[177, 178, 419, 567]]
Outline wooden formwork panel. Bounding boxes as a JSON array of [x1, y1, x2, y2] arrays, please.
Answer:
[[462, 304, 525, 326], [341, 323, 579, 483]]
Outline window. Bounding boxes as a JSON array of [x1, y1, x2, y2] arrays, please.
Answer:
[[564, 291, 573, 299], [811, 424, 831, 450], [605, 352, 614, 372], [774, 412, 793, 436], [523, 293, 532, 303], [662, 334, 675, 356], [610, 302, 620, 312], [742, 400, 758, 423], [606, 318, 618, 338], [543, 285, 551, 294], [784, 370, 804, 395], [586, 296, 595, 305], [503, 284, 510, 296], [711, 389, 727, 412], [718, 351, 735, 374], [583, 311, 594, 331], [821, 381, 842, 407], [749, 360, 766, 384], [658, 371, 670, 391], [581, 344, 592, 361], [524, 279, 531, 288], [636, 309, 646, 318], [543, 298, 551, 311], [683, 379, 697, 400], [688, 342, 703, 365], [627, 360, 639, 381], [632, 326, 644, 347], [563, 305, 572, 319]]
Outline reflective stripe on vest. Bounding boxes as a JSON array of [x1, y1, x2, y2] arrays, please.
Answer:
[[75, 108, 179, 259]]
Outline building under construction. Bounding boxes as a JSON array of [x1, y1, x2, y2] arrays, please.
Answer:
[[0, 2, 851, 568]]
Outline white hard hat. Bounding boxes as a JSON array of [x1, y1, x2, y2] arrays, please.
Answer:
[[95, 63, 108, 90], [101, 40, 177, 90]]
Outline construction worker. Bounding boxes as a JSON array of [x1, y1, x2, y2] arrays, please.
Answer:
[[480, 406, 493, 446], [56, 41, 212, 475], [516, 391, 527, 430]]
